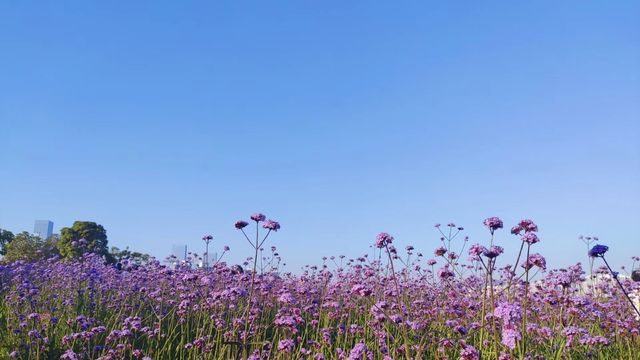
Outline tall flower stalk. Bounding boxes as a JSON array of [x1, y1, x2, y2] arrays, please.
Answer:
[[590, 244, 640, 319], [233, 213, 280, 357]]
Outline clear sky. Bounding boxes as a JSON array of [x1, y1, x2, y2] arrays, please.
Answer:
[[1, 1, 638, 273]]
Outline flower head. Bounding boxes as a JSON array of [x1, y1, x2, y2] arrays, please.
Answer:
[[468, 244, 486, 261], [518, 219, 538, 232], [375, 232, 394, 248], [588, 244, 609, 257], [234, 220, 249, 229], [483, 245, 504, 259], [521, 233, 539, 245], [483, 217, 503, 234], [522, 253, 546, 271], [251, 213, 266, 222], [202, 235, 213, 242], [262, 219, 281, 231]]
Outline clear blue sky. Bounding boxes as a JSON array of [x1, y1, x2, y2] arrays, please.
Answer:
[[1, 1, 638, 272]]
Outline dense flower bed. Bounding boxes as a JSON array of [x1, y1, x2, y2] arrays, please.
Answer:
[[1, 216, 639, 359]]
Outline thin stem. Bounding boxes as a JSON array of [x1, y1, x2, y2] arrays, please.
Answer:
[[601, 256, 640, 319]]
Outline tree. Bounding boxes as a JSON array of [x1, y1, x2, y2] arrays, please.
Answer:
[[58, 221, 113, 262], [110, 246, 151, 265], [2, 232, 57, 262], [0, 228, 15, 256]]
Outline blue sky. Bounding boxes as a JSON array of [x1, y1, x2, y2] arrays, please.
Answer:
[[1, 1, 638, 272]]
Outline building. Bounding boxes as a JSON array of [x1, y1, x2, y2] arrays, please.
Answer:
[[166, 244, 188, 269], [34, 220, 53, 240], [171, 244, 187, 261]]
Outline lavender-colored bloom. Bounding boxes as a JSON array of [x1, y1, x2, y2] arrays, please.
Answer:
[[202, 235, 213, 242], [434, 247, 447, 257], [588, 244, 608, 257], [251, 213, 266, 222], [375, 232, 394, 248], [234, 220, 249, 229], [262, 219, 281, 231], [483, 217, 503, 233], [438, 266, 455, 280], [501, 327, 522, 350], [348, 342, 368, 360], [277, 338, 295, 352], [467, 243, 486, 261], [521, 232, 539, 244], [482, 245, 504, 259], [522, 253, 546, 271], [459, 344, 479, 360], [518, 219, 538, 232], [223, 245, 230, 251]]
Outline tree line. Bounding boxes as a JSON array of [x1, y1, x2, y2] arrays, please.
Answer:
[[0, 221, 150, 264]]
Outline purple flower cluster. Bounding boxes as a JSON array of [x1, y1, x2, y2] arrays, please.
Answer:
[[483, 217, 504, 233], [0, 217, 635, 359], [375, 232, 394, 248]]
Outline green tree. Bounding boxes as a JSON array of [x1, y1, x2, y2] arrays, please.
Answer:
[[58, 221, 113, 262], [0, 228, 15, 256], [110, 246, 151, 265], [3, 232, 57, 262]]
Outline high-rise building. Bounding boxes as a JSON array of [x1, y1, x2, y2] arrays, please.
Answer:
[[171, 244, 187, 261], [34, 220, 53, 240], [165, 244, 188, 268]]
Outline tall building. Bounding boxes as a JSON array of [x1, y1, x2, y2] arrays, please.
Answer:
[[171, 244, 187, 261], [34, 220, 53, 240], [165, 244, 188, 268]]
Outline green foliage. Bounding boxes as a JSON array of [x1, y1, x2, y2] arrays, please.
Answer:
[[58, 221, 113, 262], [110, 246, 151, 264], [2, 232, 57, 262], [0, 229, 15, 256]]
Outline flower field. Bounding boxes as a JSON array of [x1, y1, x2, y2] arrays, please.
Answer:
[[1, 215, 639, 360]]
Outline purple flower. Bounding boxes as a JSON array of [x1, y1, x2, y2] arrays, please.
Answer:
[[234, 220, 249, 229], [348, 342, 368, 360], [522, 253, 546, 271], [251, 213, 266, 222], [588, 244, 609, 257], [521, 232, 539, 245], [434, 247, 447, 257], [501, 327, 522, 350], [518, 219, 538, 232], [468, 243, 486, 261], [483, 217, 503, 233], [262, 219, 281, 231], [277, 338, 295, 352], [482, 245, 504, 259], [202, 235, 213, 242], [375, 232, 394, 248], [438, 265, 455, 280], [459, 344, 480, 360], [223, 245, 230, 251]]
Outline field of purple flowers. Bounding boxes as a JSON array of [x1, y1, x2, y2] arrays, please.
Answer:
[[1, 215, 639, 360]]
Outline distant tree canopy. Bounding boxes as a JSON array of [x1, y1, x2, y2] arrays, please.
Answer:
[[110, 246, 151, 265], [3, 232, 58, 262], [0, 228, 15, 255], [58, 221, 113, 262]]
